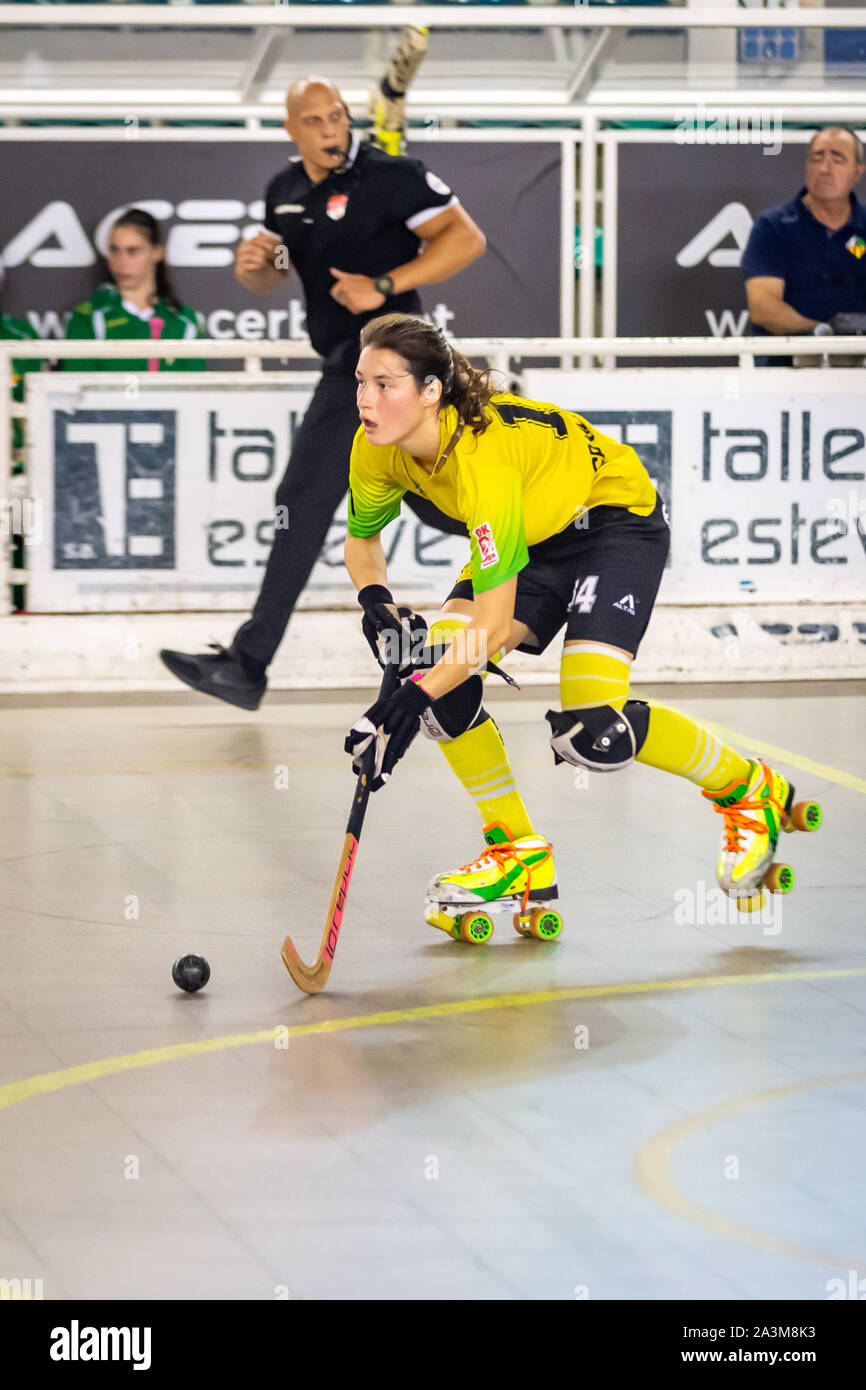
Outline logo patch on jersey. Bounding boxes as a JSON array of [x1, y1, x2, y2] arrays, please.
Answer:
[[613, 593, 638, 615], [845, 234, 866, 259], [425, 171, 452, 197], [326, 194, 349, 221], [473, 522, 499, 570]]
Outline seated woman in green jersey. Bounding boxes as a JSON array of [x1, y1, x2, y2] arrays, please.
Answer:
[[64, 208, 205, 372], [344, 313, 821, 942]]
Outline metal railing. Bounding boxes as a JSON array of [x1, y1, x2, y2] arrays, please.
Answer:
[[5, 331, 866, 472], [2, 6, 866, 27], [2, 333, 864, 614]]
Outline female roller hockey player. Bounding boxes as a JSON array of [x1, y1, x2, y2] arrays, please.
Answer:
[[344, 314, 821, 944]]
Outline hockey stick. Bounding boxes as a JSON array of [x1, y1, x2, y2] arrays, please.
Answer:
[[368, 25, 429, 157], [281, 659, 401, 995]]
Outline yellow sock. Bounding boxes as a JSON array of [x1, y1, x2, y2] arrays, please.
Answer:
[[426, 614, 535, 839], [635, 705, 751, 791], [559, 645, 750, 792], [440, 718, 536, 838], [560, 644, 631, 711]]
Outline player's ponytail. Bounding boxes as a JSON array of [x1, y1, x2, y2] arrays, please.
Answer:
[[360, 312, 496, 437], [110, 208, 182, 310], [446, 342, 498, 437]]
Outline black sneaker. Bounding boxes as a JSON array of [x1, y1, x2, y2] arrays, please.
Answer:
[[159, 643, 267, 711]]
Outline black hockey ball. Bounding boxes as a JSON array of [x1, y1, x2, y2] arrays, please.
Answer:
[[172, 954, 211, 993]]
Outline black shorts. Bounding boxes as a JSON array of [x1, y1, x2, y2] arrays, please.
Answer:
[[445, 494, 670, 656]]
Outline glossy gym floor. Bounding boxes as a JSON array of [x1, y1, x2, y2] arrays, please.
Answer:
[[0, 680, 863, 1299]]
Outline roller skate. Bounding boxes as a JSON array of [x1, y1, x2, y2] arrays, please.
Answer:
[[702, 758, 822, 913], [424, 821, 562, 945]]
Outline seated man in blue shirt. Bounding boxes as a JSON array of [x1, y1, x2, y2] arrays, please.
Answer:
[[741, 125, 866, 364]]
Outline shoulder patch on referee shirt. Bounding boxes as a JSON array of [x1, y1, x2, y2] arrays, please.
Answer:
[[425, 170, 451, 196], [473, 521, 499, 569]]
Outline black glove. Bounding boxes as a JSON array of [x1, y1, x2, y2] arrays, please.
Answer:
[[358, 584, 427, 678], [344, 676, 433, 791]]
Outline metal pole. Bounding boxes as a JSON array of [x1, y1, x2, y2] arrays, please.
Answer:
[[559, 130, 577, 370], [578, 113, 597, 369], [7, 336, 866, 361], [1, 6, 864, 27], [601, 132, 618, 371], [0, 347, 13, 617]]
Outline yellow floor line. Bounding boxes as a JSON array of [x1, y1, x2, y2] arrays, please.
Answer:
[[634, 1069, 866, 1272], [1, 966, 864, 1114]]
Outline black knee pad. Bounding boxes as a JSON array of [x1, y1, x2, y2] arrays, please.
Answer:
[[419, 673, 485, 742], [545, 699, 649, 772], [623, 699, 649, 752]]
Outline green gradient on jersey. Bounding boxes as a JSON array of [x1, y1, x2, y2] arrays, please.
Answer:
[[347, 395, 657, 594]]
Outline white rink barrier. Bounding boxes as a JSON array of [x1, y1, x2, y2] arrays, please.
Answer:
[[1, 604, 865, 694], [2, 337, 865, 689]]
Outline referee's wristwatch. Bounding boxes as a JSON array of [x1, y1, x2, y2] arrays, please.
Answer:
[[374, 274, 395, 298]]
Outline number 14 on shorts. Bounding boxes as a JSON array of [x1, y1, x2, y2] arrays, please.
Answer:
[[569, 574, 599, 614]]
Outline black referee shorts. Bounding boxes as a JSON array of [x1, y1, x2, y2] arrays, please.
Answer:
[[444, 494, 670, 657]]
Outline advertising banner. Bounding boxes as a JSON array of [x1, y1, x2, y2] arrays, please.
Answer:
[[616, 140, 813, 339], [0, 139, 561, 343], [26, 375, 468, 612], [523, 367, 866, 604], [30, 366, 865, 615]]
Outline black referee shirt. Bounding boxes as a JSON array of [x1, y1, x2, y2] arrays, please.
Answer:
[[264, 135, 458, 358]]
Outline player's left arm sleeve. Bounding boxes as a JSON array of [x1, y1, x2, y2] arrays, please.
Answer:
[[465, 461, 529, 595], [386, 157, 459, 233], [346, 431, 406, 538]]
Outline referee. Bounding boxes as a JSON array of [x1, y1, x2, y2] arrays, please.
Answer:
[[161, 76, 486, 710]]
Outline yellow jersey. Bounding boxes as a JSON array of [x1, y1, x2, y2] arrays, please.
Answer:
[[347, 392, 657, 593]]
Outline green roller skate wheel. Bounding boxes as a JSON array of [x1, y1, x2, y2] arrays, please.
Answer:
[[459, 911, 494, 945], [790, 800, 822, 832], [764, 862, 794, 895], [531, 908, 563, 941]]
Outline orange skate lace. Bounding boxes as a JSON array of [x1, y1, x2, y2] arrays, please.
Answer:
[[457, 839, 552, 911], [705, 779, 784, 854]]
